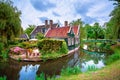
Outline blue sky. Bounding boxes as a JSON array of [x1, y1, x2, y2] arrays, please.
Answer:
[[12, 0, 114, 29]]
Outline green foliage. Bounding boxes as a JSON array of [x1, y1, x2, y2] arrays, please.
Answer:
[[36, 72, 45, 80], [1, 50, 9, 59], [19, 41, 37, 48], [108, 0, 120, 39], [40, 52, 64, 61], [105, 22, 114, 39], [61, 66, 81, 76], [85, 23, 105, 40], [105, 48, 120, 65], [0, 0, 23, 45], [17, 57, 21, 62], [38, 39, 68, 60], [38, 39, 68, 55], [0, 42, 4, 54], [70, 19, 85, 41], [70, 19, 83, 26], [36, 73, 56, 80], [24, 25, 35, 37], [59, 41, 68, 54], [0, 76, 6, 80], [36, 32, 45, 40], [47, 75, 56, 80]]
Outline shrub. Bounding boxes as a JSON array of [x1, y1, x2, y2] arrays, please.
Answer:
[[36, 32, 45, 40], [59, 41, 68, 54], [1, 50, 9, 59], [38, 39, 68, 55]]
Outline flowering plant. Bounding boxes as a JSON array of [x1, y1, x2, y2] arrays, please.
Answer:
[[10, 47, 24, 55]]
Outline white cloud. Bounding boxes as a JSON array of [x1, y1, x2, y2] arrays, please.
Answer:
[[13, 0, 43, 29], [13, 0, 114, 30], [86, 0, 114, 25]]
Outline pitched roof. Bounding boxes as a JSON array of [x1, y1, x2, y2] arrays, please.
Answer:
[[20, 34, 29, 39], [45, 26, 79, 38], [30, 23, 58, 36], [72, 26, 79, 35]]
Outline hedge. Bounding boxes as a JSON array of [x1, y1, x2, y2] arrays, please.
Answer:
[[37, 39, 68, 55]]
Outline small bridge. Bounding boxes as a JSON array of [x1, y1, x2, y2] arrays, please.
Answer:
[[82, 39, 116, 44]]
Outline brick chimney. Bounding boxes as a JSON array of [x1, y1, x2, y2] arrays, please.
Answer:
[[45, 20, 48, 27], [49, 20, 53, 29], [64, 21, 68, 26]]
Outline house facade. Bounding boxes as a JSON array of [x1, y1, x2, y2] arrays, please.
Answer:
[[45, 21, 80, 50], [19, 33, 29, 41], [30, 20, 59, 39]]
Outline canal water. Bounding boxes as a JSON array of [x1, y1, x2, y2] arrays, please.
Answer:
[[0, 49, 106, 80]]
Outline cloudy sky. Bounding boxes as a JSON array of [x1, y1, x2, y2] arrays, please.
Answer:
[[12, 0, 114, 29]]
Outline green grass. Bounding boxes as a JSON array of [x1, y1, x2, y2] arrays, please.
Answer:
[[47, 75, 56, 80], [40, 52, 64, 61], [56, 60, 120, 80], [61, 66, 81, 76], [36, 72, 45, 80], [105, 48, 120, 65]]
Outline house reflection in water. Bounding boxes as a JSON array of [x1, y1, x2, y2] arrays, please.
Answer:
[[19, 64, 40, 80]]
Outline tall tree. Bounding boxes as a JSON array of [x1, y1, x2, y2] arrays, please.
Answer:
[[85, 24, 93, 40], [70, 19, 85, 41], [109, 0, 120, 39], [93, 23, 104, 40], [0, 0, 23, 45], [70, 19, 83, 27], [105, 22, 114, 39], [85, 23, 104, 40]]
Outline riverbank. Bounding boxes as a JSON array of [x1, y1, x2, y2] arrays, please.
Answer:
[[56, 60, 120, 80], [9, 46, 79, 62]]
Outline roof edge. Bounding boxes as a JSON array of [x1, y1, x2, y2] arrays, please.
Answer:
[[30, 26, 37, 35], [44, 28, 50, 37], [77, 25, 80, 35]]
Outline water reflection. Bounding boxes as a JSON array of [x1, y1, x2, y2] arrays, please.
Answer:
[[67, 50, 105, 72], [19, 64, 40, 80], [0, 49, 107, 80], [81, 60, 105, 72], [80, 50, 105, 72]]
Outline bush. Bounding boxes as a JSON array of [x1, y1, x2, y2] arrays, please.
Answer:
[[36, 33, 45, 40], [59, 41, 68, 54], [38, 39, 68, 55], [1, 50, 9, 59]]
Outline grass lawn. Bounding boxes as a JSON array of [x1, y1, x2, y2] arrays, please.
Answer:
[[56, 60, 120, 80]]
